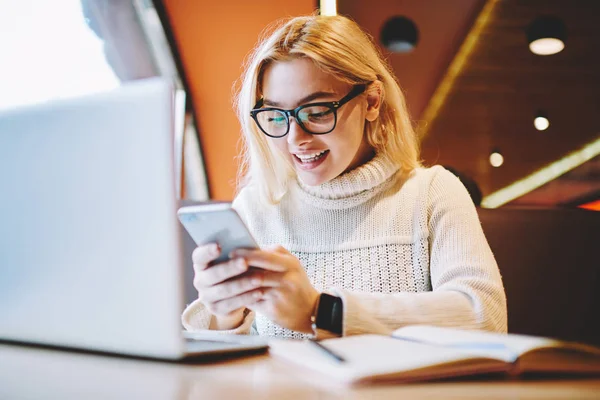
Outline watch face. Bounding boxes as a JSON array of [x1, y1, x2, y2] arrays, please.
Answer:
[[316, 293, 343, 335]]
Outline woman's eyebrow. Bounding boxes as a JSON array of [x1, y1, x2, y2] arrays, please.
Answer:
[[263, 90, 338, 108]]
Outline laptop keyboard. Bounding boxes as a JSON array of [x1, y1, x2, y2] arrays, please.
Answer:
[[184, 337, 268, 355], [186, 338, 250, 350]]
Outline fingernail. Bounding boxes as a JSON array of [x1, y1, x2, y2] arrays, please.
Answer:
[[253, 291, 262, 299], [237, 258, 246, 269], [211, 244, 219, 255], [251, 277, 260, 285]]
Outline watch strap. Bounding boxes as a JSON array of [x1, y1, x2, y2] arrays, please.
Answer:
[[311, 293, 343, 338]]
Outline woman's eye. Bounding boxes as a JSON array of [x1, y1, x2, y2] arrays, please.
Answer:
[[305, 109, 333, 121], [311, 111, 329, 118], [268, 116, 286, 124]]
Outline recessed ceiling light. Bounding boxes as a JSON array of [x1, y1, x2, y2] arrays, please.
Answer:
[[489, 150, 504, 168], [529, 38, 565, 55], [534, 111, 550, 131], [381, 16, 419, 53], [527, 16, 566, 56]]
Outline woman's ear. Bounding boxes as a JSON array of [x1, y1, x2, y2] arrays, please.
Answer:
[[365, 81, 383, 122]]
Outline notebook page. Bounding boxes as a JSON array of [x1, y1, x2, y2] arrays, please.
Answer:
[[392, 325, 558, 362], [268, 335, 507, 384]]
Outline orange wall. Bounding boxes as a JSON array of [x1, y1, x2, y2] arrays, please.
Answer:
[[164, 0, 315, 200]]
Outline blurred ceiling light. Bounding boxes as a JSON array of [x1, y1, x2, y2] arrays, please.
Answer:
[[489, 150, 504, 168], [527, 16, 566, 56], [418, 0, 499, 140], [482, 137, 600, 208], [534, 111, 550, 131], [381, 16, 419, 53], [320, 0, 337, 16]]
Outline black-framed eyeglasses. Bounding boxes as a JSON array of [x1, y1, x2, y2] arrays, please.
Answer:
[[250, 84, 367, 138]]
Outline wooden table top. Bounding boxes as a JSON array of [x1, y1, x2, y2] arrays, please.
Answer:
[[1, 343, 599, 399]]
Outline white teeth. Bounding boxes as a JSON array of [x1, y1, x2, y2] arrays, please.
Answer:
[[296, 150, 327, 162]]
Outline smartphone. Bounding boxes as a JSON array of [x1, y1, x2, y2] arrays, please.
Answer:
[[177, 203, 259, 265]]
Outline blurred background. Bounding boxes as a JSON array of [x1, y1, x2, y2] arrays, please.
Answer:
[[1, 0, 598, 210]]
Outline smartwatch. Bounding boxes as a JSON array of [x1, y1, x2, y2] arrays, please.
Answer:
[[311, 293, 343, 337]]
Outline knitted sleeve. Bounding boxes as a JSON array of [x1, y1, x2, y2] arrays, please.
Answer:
[[181, 299, 256, 334], [329, 168, 508, 336]]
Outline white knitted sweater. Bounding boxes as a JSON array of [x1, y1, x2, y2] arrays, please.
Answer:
[[181, 155, 508, 338]]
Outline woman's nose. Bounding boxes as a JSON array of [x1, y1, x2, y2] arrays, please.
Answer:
[[286, 117, 312, 146]]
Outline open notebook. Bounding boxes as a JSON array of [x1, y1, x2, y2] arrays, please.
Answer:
[[268, 326, 600, 385]]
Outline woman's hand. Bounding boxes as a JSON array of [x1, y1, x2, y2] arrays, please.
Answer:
[[230, 245, 320, 333], [191, 243, 269, 330]]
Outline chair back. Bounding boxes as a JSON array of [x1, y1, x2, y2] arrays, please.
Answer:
[[478, 207, 600, 346]]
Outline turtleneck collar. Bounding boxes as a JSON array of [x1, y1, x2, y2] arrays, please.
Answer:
[[291, 153, 399, 208]]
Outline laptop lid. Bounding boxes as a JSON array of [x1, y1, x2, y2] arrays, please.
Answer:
[[0, 78, 187, 359]]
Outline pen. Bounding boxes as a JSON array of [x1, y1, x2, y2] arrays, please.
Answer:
[[308, 339, 346, 363]]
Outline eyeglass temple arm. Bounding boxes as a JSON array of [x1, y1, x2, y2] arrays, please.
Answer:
[[335, 84, 368, 108], [252, 98, 264, 110]]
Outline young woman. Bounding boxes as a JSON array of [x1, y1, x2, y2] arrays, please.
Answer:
[[182, 15, 507, 339]]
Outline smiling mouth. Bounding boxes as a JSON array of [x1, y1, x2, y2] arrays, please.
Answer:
[[293, 150, 330, 170], [295, 150, 328, 163]]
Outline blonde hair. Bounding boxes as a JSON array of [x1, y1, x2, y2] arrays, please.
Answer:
[[235, 15, 420, 204]]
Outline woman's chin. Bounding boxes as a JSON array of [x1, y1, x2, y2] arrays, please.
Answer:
[[297, 171, 331, 187], [294, 158, 345, 186]]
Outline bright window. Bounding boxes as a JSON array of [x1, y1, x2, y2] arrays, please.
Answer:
[[0, 0, 121, 111]]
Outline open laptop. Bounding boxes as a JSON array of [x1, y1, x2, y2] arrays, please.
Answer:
[[0, 78, 266, 359]]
